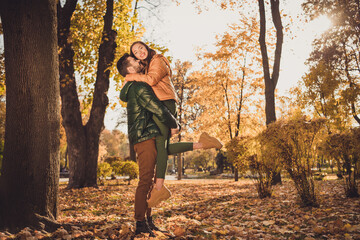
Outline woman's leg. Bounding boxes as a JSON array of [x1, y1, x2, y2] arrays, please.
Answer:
[[147, 115, 171, 208], [153, 115, 169, 189], [167, 142, 193, 155], [167, 136, 221, 154]]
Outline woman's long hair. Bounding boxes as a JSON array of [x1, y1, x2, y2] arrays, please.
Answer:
[[130, 41, 156, 72]]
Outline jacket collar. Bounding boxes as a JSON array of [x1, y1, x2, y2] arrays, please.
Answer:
[[120, 81, 134, 102]]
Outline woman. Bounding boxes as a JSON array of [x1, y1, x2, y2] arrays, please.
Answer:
[[125, 41, 222, 208]]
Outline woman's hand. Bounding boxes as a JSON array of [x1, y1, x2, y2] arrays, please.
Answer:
[[171, 127, 179, 136], [125, 74, 135, 82]]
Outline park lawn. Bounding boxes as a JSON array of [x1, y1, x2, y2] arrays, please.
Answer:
[[1, 179, 360, 239]]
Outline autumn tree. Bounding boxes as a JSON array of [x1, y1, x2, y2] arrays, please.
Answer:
[[100, 129, 129, 159], [256, 0, 284, 185], [185, 150, 216, 173], [300, 61, 351, 132], [302, 0, 360, 126], [190, 16, 264, 180], [171, 60, 201, 179], [57, 0, 139, 188], [322, 128, 360, 198], [0, 0, 60, 231]]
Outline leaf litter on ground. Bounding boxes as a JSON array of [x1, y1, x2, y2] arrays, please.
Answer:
[[0, 178, 359, 239]]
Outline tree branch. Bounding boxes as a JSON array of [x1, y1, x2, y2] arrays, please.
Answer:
[[258, 0, 271, 83], [270, 0, 283, 89]]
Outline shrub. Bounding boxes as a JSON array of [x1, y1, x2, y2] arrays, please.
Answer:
[[251, 134, 282, 198], [111, 160, 139, 185], [226, 135, 279, 198], [322, 128, 359, 198], [122, 161, 139, 184], [261, 116, 325, 207], [97, 162, 113, 185], [248, 154, 273, 198], [226, 136, 250, 176], [104, 156, 123, 165]]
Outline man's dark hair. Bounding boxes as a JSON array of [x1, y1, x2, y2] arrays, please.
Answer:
[[117, 53, 131, 77]]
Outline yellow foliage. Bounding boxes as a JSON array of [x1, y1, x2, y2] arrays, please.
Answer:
[[260, 115, 326, 206], [70, 0, 141, 113], [189, 15, 266, 144]]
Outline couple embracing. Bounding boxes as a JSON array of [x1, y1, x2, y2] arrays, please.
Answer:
[[117, 41, 222, 237]]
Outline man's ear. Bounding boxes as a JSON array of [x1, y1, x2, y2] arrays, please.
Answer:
[[127, 66, 135, 74]]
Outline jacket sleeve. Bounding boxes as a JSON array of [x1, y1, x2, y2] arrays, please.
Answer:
[[136, 83, 179, 129], [126, 57, 169, 86]]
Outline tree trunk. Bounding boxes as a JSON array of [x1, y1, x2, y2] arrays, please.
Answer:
[[177, 134, 183, 180], [271, 171, 282, 185], [258, 0, 283, 184], [177, 153, 182, 180], [0, 0, 60, 231], [215, 151, 225, 174], [234, 168, 239, 181], [351, 102, 360, 125], [57, 0, 86, 188], [258, 0, 283, 125], [85, 0, 116, 186], [57, 0, 116, 188]]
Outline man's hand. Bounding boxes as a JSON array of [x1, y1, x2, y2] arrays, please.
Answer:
[[171, 127, 179, 136]]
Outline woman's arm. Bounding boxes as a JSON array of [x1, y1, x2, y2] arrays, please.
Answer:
[[125, 57, 169, 86]]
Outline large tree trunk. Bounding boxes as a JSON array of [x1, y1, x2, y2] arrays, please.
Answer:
[[57, 0, 116, 188], [0, 0, 60, 231], [258, 0, 283, 184]]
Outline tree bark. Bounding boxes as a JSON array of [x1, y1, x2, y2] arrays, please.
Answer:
[[57, 0, 116, 188], [258, 0, 283, 184], [177, 135, 183, 180], [177, 154, 182, 180], [57, 0, 85, 188], [351, 102, 360, 125], [0, 0, 60, 231], [234, 168, 239, 181], [85, 0, 116, 186], [258, 0, 283, 125]]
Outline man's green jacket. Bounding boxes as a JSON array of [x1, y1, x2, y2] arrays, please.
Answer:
[[120, 81, 179, 145]]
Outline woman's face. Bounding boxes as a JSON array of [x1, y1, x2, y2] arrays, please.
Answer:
[[131, 43, 148, 60]]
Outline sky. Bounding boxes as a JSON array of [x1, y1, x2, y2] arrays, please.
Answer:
[[104, 0, 332, 130]]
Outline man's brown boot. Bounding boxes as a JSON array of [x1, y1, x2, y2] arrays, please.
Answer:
[[147, 185, 171, 208], [199, 132, 223, 149]]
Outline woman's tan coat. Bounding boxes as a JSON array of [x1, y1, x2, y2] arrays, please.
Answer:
[[126, 54, 178, 102]]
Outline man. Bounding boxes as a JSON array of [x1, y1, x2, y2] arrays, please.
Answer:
[[117, 53, 179, 237]]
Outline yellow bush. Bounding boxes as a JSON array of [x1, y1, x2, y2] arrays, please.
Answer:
[[111, 160, 139, 184], [322, 128, 360, 197], [97, 162, 113, 185], [259, 116, 326, 206]]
